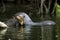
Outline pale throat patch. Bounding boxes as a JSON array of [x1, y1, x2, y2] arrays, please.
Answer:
[[16, 16, 25, 25]]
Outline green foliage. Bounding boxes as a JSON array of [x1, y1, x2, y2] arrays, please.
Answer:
[[56, 3, 60, 18]]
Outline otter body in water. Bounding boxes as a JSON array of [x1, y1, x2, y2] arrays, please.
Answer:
[[5, 18, 20, 27], [15, 12, 56, 26], [0, 12, 56, 34], [0, 12, 56, 28]]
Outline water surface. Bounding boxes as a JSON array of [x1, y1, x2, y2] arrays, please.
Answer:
[[0, 25, 56, 40]]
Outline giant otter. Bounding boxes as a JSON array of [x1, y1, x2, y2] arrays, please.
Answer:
[[0, 12, 56, 36], [14, 12, 56, 26], [0, 12, 56, 28]]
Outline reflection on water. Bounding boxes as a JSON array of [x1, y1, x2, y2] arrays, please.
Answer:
[[24, 25, 41, 40], [0, 25, 56, 40], [0, 26, 24, 40]]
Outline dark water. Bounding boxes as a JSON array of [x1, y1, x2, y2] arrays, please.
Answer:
[[0, 25, 56, 40], [56, 18, 60, 40]]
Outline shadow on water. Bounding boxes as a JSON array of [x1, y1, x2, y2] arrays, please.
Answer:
[[0, 25, 56, 40]]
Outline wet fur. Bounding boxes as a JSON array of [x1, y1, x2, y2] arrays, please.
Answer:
[[5, 17, 20, 28]]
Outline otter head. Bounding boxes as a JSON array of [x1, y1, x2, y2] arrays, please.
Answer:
[[15, 12, 33, 25]]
